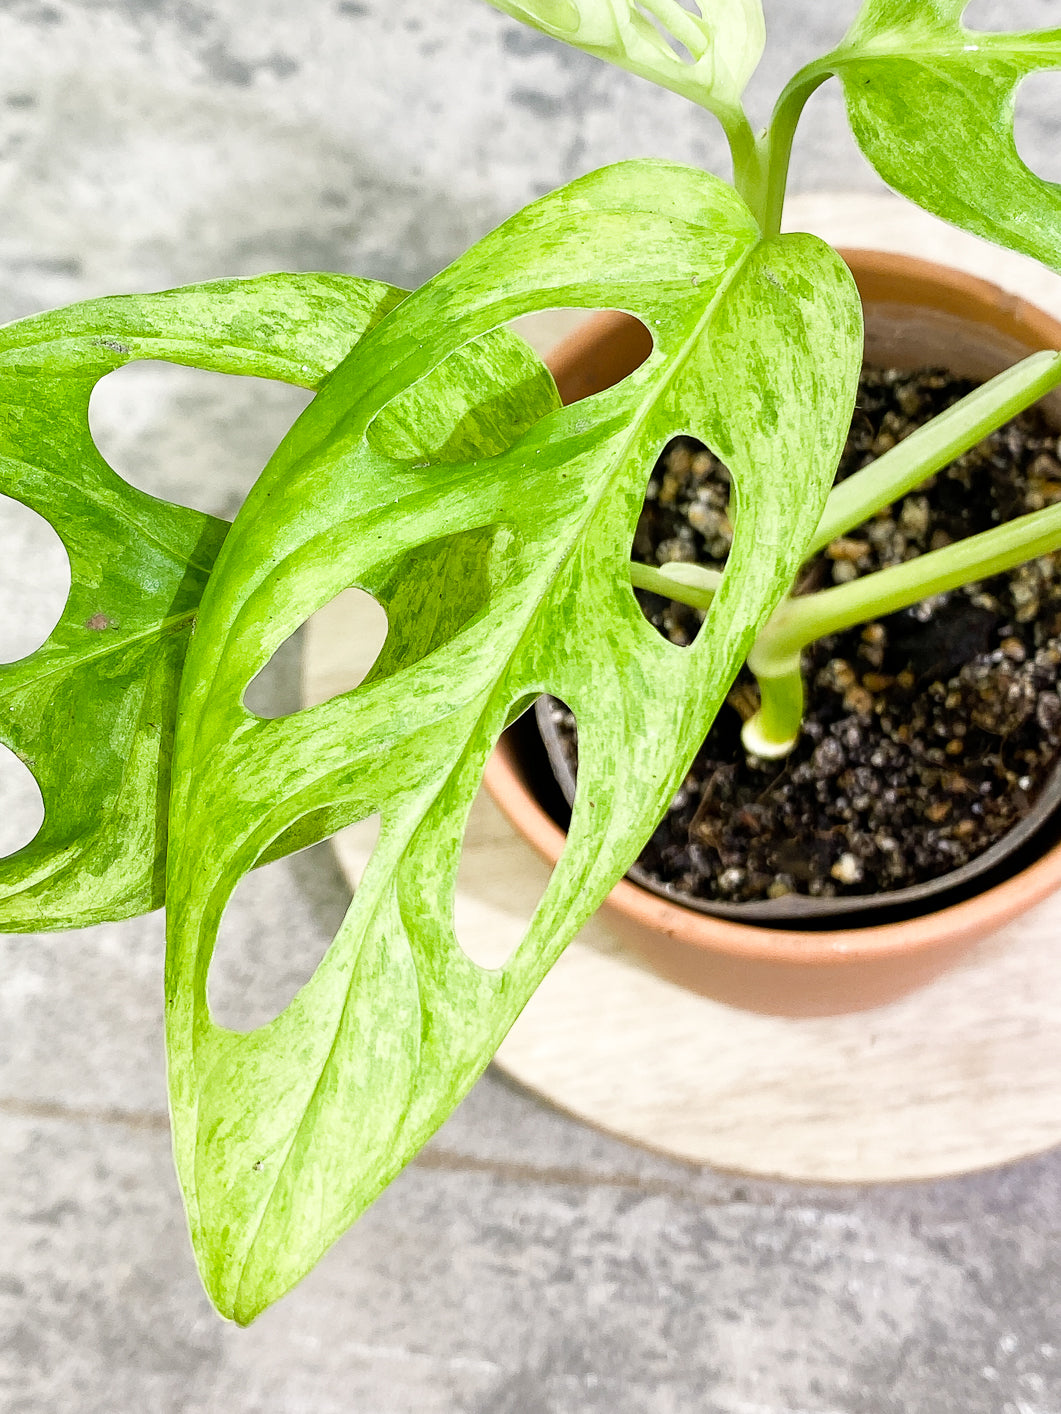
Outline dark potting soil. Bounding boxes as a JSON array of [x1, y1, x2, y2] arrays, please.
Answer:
[[547, 365, 1061, 904]]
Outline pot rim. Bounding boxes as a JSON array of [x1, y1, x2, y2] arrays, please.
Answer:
[[485, 247, 1061, 968], [483, 738, 1061, 966], [532, 692, 1061, 923]]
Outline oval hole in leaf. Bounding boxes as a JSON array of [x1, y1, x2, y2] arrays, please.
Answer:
[[0, 744, 44, 858], [630, 435, 733, 648], [633, 0, 699, 64], [89, 363, 312, 520], [279, 525, 520, 724], [962, 0, 1055, 32], [527, 310, 654, 408], [207, 828, 374, 1034], [0, 494, 71, 662], [1013, 70, 1061, 185], [247, 587, 390, 719], [508, 308, 610, 359], [453, 699, 575, 970], [330, 810, 384, 894]]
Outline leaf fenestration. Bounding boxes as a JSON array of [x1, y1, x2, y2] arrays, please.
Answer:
[[0, 273, 405, 929], [0, 267, 559, 931], [483, 0, 766, 111], [164, 159, 862, 1322]]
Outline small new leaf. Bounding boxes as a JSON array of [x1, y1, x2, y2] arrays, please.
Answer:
[[484, 0, 765, 112], [835, 0, 1061, 267]]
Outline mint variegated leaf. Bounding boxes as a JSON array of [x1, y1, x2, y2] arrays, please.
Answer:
[[0, 273, 411, 929], [483, 0, 765, 112], [0, 269, 557, 931], [164, 158, 861, 1322]]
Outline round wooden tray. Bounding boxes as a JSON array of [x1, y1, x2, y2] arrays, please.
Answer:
[[302, 196, 1061, 1184]]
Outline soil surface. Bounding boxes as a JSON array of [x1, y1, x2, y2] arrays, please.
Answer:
[[547, 366, 1061, 905]]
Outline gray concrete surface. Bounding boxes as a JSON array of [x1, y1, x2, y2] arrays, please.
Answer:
[[2, 1, 1061, 1409]]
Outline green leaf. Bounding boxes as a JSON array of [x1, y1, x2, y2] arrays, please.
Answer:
[[482, 0, 765, 112], [164, 158, 862, 1322], [0, 270, 556, 930], [0, 273, 405, 929], [833, 0, 1061, 267]]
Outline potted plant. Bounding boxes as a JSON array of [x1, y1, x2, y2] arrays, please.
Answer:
[[3, 0, 1061, 1323]]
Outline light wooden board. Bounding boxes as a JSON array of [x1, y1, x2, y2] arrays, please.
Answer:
[[302, 196, 1061, 1184]]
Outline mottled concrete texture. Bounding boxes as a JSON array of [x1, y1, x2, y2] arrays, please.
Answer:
[[2, 0, 1061, 1410]]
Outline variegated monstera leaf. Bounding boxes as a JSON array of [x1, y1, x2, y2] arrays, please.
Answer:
[[483, 0, 765, 113]]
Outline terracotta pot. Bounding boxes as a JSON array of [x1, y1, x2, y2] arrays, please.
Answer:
[[483, 250, 1061, 1017]]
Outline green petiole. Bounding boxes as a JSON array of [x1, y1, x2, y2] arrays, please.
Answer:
[[630, 559, 723, 610], [743, 498, 1061, 752], [810, 352, 1061, 556], [751, 58, 833, 238], [633, 350, 1061, 756]]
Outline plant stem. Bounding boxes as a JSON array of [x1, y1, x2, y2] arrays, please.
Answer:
[[753, 60, 833, 237], [634, 500, 1061, 757], [723, 108, 771, 227], [809, 352, 1061, 556], [630, 560, 722, 610], [631, 55, 1061, 755], [740, 662, 803, 759], [687, 42, 835, 234], [744, 499, 1061, 751]]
